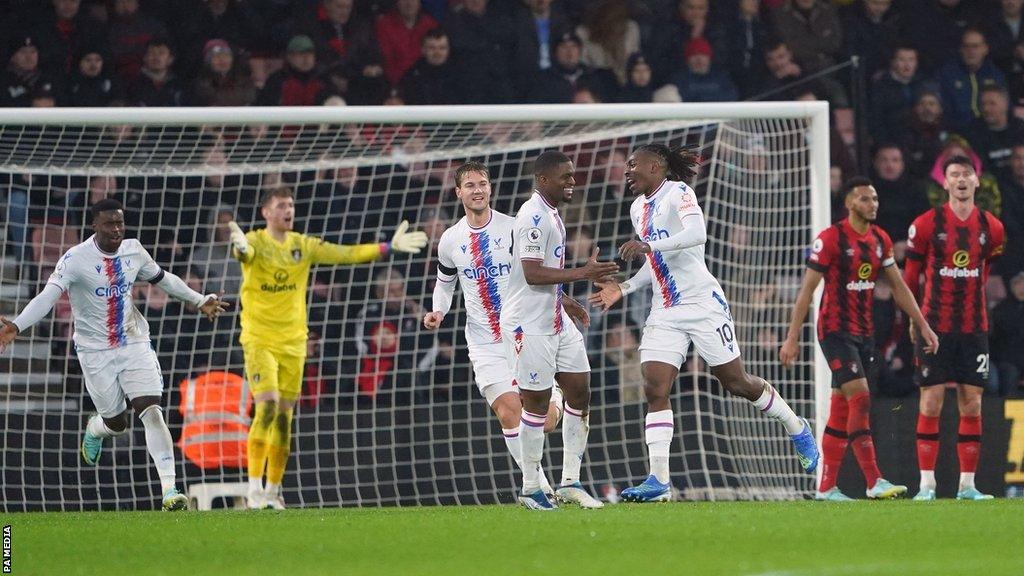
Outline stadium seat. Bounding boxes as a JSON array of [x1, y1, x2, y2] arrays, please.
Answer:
[[186, 482, 250, 511]]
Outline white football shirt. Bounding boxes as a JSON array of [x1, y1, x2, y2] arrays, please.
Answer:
[[500, 192, 570, 336], [47, 236, 163, 351], [436, 211, 515, 345], [629, 179, 723, 310]]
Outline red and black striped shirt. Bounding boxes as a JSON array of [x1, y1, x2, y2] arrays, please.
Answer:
[[903, 204, 1005, 333], [807, 220, 895, 340]]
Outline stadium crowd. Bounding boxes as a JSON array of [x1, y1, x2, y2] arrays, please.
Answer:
[[3, 0, 1024, 403]]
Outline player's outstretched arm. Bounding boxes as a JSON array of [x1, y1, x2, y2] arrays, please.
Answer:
[[523, 246, 618, 286], [779, 268, 823, 368], [0, 284, 63, 352], [588, 260, 652, 311], [152, 271, 229, 321], [883, 265, 939, 355]]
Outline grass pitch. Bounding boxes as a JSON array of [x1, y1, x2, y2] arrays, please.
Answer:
[[9, 500, 1024, 576]]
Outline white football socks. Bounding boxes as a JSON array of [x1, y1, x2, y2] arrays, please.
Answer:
[[920, 470, 936, 492], [752, 382, 804, 435], [645, 410, 674, 484], [560, 404, 589, 487], [519, 410, 547, 493], [502, 428, 524, 471], [959, 472, 975, 491], [139, 406, 176, 494]]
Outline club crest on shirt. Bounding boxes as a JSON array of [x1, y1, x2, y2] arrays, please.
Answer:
[[845, 249, 855, 256], [493, 237, 502, 248], [876, 246, 882, 258], [291, 249, 302, 262], [937, 233, 947, 242], [979, 232, 987, 246]]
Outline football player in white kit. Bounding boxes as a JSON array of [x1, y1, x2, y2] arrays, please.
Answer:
[[501, 150, 620, 510], [422, 161, 570, 497], [589, 144, 819, 502], [0, 199, 228, 511]]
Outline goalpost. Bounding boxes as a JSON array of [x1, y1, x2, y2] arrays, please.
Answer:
[[0, 102, 831, 511]]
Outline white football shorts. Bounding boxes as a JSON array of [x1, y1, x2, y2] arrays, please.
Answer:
[[639, 292, 741, 369], [77, 342, 164, 418], [502, 323, 590, 392]]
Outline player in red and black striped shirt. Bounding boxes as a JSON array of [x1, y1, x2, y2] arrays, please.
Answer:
[[904, 155, 1006, 500], [781, 177, 939, 500]]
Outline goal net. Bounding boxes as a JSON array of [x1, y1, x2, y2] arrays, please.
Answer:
[[0, 103, 830, 511]]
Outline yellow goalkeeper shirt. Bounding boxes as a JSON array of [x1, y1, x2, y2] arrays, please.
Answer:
[[236, 229, 383, 355]]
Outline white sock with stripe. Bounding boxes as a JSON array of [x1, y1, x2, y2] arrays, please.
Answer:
[[645, 410, 674, 484], [519, 410, 547, 494], [502, 428, 524, 471], [752, 382, 804, 435], [560, 403, 589, 487], [139, 406, 176, 494]]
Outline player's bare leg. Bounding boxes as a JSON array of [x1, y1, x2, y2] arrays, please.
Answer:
[[914, 384, 945, 500], [711, 356, 818, 472], [621, 361, 676, 503], [955, 384, 990, 500], [131, 396, 187, 511], [838, 379, 906, 500]]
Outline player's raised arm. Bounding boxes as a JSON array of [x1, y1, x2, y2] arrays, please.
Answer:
[[228, 221, 255, 263], [309, 220, 428, 266]]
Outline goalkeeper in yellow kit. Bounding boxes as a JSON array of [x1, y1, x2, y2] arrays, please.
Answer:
[[229, 186, 427, 509]]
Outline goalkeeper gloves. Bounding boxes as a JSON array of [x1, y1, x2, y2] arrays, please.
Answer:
[[389, 220, 428, 254], [228, 221, 249, 254]]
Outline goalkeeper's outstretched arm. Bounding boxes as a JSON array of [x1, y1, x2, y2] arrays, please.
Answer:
[[310, 220, 429, 265]]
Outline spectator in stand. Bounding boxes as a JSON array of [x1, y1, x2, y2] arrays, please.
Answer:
[[446, 0, 533, 104], [0, 35, 61, 107], [107, 0, 168, 83], [842, 0, 901, 80], [188, 39, 256, 106], [174, 0, 264, 80], [32, 0, 108, 75], [67, 43, 124, 106], [645, 0, 730, 87], [990, 271, 1024, 397], [897, 88, 950, 177], [937, 27, 1007, 132], [399, 28, 459, 105], [870, 143, 930, 243], [902, 0, 979, 74], [257, 35, 331, 106], [726, 0, 770, 99], [984, 0, 1024, 85], [770, 0, 842, 73], [127, 38, 184, 106], [996, 144, 1024, 275], [288, 0, 386, 105], [530, 30, 617, 103], [603, 319, 644, 404], [671, 37, 738, 102], [967, 85, 1024, 177], [376, 0, 438, 87], [869, 45, 935, 143], [925, 136, 1003, 214], [523, 0, 572, 71], [618, 52, 655, 102], [575, 0, 640, 86]]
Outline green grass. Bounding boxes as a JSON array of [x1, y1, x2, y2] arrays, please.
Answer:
[[8, 500, 1024, 576]]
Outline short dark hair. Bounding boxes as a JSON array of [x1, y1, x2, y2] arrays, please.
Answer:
[[90, 198, 123, 220], [423, 27, 447, 44], [260, 186, 294, 207], [145, 37, 174, 54], [889, 44, 917, 60], [533, 150, 572, 175], [455, 160, 488, 187], [872, 142, 903, 157], [980, 84, 1009, 100], [842, 176, 873, 196], [942, 154, 975, 175]]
